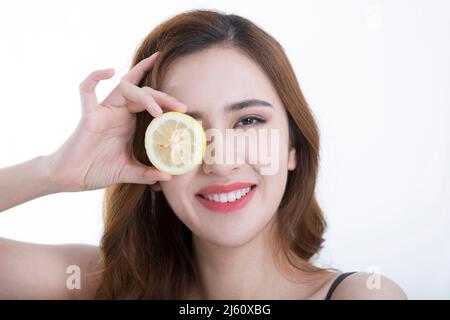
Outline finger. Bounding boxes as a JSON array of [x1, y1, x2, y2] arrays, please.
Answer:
[[149, 88, 188, 113], [122, 51, 160, 85], [150, 182, 162, 192], [79, 69, 115, 114], [102, 80, 163, 117], [119, 160, 172, 185]]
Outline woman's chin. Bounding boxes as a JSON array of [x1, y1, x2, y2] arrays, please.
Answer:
[[188, 212, 276, 249], [195, 228, 262, 248]]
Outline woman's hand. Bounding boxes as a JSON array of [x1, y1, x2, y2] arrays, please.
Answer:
[[45, 52, 186, 192]]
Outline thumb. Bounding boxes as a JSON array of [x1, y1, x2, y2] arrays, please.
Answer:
[[119, 160, 172, 185]]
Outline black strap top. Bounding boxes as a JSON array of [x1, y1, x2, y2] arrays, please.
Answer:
[[324, 272, 357, 300]]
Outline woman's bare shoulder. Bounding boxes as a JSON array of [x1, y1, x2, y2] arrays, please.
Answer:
[[329, 272, 408, 300]]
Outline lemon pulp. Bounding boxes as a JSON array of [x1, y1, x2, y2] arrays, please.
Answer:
[[144, 112, 206, 175]]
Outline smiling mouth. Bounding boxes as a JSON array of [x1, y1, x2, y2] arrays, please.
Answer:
[[196, 184, 257, 203]]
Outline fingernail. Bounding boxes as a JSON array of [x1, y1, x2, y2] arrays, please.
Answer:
[[150, 104, 163, 116], [177, 102, 187, 112], [161, 174, 172, 181]]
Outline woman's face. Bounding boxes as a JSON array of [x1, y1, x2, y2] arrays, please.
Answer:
[[159, 46, 297, 247]]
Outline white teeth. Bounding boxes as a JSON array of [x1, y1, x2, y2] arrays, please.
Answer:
[[219, 194, 228, 203], [227, 192, 236, 202], [201, 186, 255, 203]]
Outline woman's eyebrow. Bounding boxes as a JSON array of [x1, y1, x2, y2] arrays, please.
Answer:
[[185, 99, 273, 120]]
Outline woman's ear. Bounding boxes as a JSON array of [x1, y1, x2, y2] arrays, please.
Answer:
[[150, 182, 162, 192], [288, 146, 297, 171]]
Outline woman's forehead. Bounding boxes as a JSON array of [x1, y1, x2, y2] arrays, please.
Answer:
[[160, 47, 280, 113]]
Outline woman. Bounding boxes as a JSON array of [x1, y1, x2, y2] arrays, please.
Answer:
[[0, 9, 406, 299]]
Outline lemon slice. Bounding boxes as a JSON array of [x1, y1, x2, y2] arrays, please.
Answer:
[[144, 111, 206, 175]]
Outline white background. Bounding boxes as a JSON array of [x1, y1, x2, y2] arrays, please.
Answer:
[[0, 0, 449, 299]]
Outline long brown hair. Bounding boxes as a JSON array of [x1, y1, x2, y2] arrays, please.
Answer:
[[95, 9, 326, 299]]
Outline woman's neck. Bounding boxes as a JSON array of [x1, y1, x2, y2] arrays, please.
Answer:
[[190, 222, 320, 299]]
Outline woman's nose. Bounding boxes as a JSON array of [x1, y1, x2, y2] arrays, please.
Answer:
[[202, 160, 241, 177], [201, 129, 243, 177]]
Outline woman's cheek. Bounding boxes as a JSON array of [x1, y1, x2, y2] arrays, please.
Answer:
[[237, 127, 288, 176], [160, 175, 190, 208], [160, 173, 203, 230]]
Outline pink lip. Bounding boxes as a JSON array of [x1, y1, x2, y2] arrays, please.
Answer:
[[195, 183, 257, 213], [196, 182, 256, 196]]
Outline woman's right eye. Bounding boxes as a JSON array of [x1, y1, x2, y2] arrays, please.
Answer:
[[233, 116, 266, 129]]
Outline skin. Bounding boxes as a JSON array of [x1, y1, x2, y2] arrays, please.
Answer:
[[0, 48, 407, 299]]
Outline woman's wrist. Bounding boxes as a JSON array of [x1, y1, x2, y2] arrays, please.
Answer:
[[0, 155, 62, 213], [37, 154, 65, 194]]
